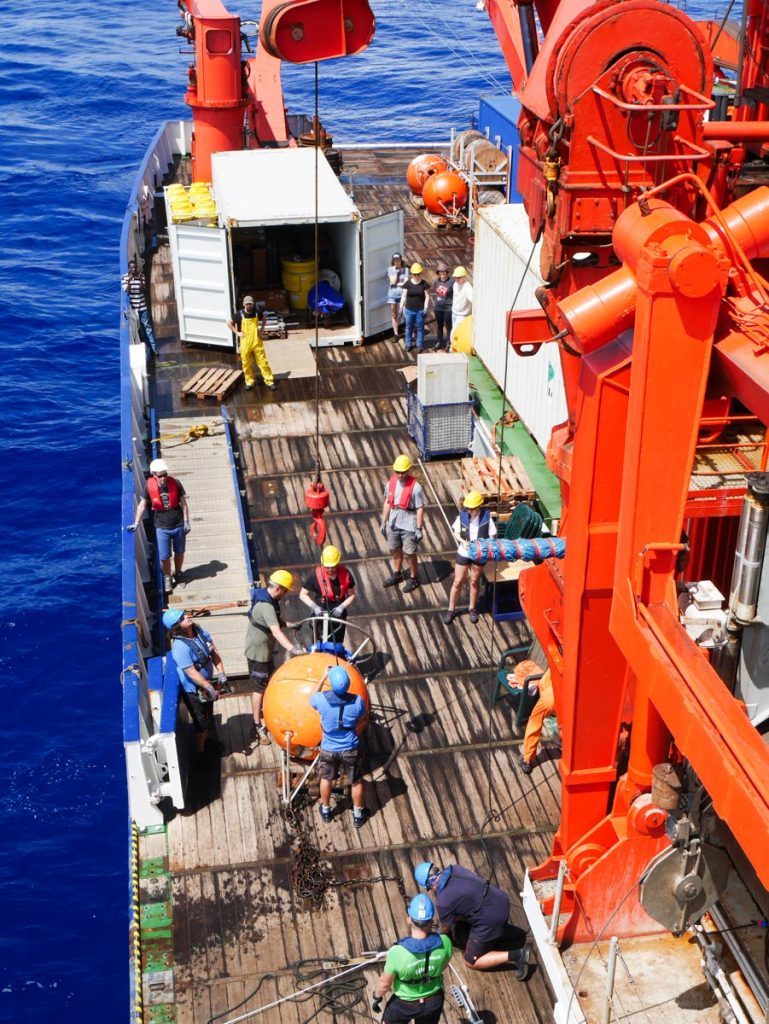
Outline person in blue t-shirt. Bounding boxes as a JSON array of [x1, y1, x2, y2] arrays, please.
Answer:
[[164, 608, 227, 759], [309, 666, 368, 827]]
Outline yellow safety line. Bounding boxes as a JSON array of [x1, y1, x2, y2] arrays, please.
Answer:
[[131, 821, 144, 1023]]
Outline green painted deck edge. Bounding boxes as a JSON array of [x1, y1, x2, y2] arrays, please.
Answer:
[[470, 356, 562, 520]]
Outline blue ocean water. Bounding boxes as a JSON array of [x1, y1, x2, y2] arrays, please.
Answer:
[[0, 0, 716, 1019]]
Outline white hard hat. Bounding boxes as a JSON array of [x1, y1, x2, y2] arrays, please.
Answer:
[[149, 459, 169, 474]]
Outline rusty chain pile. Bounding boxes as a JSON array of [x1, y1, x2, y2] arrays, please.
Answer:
[[281, 800, 409, 909]]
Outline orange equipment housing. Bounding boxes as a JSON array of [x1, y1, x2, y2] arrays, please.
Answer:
[[406, 154, 449, 196], [262, 652, 369, 759], [486, 0, 769, 945]]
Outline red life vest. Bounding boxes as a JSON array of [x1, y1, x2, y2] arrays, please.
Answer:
[[147, 475, 180, 511], [387, 474, 416, 509], [315, 565, 351, 602]]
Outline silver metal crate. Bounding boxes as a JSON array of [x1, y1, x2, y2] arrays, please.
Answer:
[[407, 386, 474, 460]]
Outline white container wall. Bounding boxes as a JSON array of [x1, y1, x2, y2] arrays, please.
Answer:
[[472, 205, 568, 451]]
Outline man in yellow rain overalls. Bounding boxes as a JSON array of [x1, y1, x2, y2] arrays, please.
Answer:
[[227, 295, 276, 390]]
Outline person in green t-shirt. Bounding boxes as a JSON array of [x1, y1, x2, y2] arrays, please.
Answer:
[[372, 894, 452, 1024]]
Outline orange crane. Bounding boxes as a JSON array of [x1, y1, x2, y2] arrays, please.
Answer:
[[486, 0, 769, 945], [175, 0, 373, 180]]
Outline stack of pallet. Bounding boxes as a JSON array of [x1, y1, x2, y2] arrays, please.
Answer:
[[460, 455, 535, 512]]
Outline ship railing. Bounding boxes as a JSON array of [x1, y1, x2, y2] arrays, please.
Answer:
[[121, 120, 193, 828]]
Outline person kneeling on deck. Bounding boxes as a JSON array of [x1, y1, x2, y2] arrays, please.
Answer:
[[245, 570, 305, 745], [444, 490, 496, 625], [309, 666, 368, 828], [414, 861, 530, 978], [299, 545, 357, 645], [372, 894, 452, 1024], [227, 295, 276, 391], [164, 609, 228, 760], [381, 454, 424, 593]]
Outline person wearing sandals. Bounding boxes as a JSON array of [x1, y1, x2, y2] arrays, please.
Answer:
[[444, 490, 496, 625], [387, 253, 409, 337], [381, 454, 425, 594]]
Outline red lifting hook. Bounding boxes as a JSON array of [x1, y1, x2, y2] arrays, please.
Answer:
[[305, 478, 330, 547]]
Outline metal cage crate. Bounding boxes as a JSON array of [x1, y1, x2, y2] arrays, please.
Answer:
[[407, 385, 474, 460]]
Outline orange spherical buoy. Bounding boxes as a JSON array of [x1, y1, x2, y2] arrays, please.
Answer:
[[262, 652, 369, 759], [406, 154, 449, 196], [422, 171, 468, 216]]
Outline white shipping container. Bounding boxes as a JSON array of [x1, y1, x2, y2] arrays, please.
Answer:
[[417, 352, 469, 405], [167, 147, 403, 347], [472, 205, 568, 451]]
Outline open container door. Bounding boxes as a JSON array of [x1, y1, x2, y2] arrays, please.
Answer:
[[362, 209, 404, 338], [167, 221, 233, 348]]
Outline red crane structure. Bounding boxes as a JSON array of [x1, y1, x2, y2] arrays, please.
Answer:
[[173, 0, 769, 977], [487, 0, 769, 950]]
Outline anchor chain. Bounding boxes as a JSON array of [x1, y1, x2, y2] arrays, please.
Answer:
[[281, 800, 409, 908]]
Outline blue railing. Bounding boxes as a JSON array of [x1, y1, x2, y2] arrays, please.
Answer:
[[222, 403, 258, 589], [120, 122, 172, 730]]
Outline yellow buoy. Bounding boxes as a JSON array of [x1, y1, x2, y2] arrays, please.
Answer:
[[451, 314, 474, 354]]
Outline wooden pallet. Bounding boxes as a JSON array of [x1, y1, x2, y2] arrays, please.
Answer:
[[181, 367, 243, 401], [460, 455, 536, 503]]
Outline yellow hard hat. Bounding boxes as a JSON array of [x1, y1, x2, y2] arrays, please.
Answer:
[[463, 490, 484, 509], [321, 545, 341, 568], [453, 265, 467, 278], [393, 454, 413, 473], [410, 262, 423, 274], [268, 569, 295, 591]]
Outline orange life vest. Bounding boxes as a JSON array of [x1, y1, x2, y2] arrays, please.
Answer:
[[147, 475, 180, 511], [315, 565, 351, 602], [387, 474, 416, 509]]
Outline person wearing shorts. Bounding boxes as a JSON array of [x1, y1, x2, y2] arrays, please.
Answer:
[[444, 490, 496, 625], [381, 454, 425, 594], [128, 457, 190, 592], [245, 571, 304, 744], [413, 861, 530, 977], [309, 666, 368, 827], [387, 253, 409, 336]]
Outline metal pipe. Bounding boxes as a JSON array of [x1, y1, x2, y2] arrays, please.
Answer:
[[702, 122, 769, 141], [728, 473, 769, 623], [518, 2, 539, 73], [548, 859, 568, 943], [601, 937, 619, 1024]]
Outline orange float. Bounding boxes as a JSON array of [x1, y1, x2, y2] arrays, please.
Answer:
[[262, 651, 369, 759], [406, 154, 449, 196], [422, 171, 468, 215]]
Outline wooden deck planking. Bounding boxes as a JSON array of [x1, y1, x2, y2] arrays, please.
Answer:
[[172, 838, 556, 1024], [151, 147, 558, 1024], [238, 425, 417, 478], [157, 415, 252, 675], [245, 460, 464, 521]]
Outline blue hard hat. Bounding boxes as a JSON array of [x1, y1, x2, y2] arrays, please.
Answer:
[[328, 666, 350, 695], [163, 609, 185, 630], [414, 861, 434, 888], [408, 893, 435, 923]]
